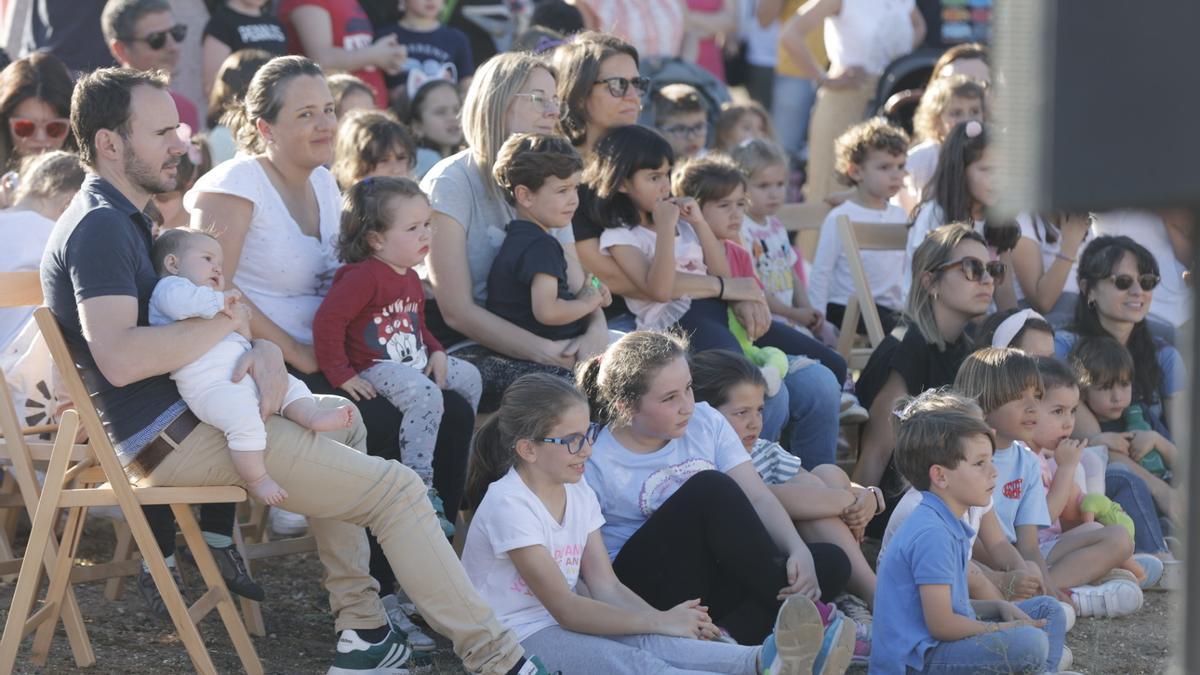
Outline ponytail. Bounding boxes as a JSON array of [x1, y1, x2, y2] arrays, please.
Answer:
[[575, 354, 606, 425], [462, 374, 588, 510], [573, 330, 690, 428]]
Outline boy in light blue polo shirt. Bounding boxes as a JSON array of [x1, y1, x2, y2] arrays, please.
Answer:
[[871, 390, 1070, 674]]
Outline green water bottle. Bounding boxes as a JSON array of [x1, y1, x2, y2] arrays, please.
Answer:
[[1123, 405, 1167, 477]]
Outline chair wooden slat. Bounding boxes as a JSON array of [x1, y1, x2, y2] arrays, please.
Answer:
[[835, 216, 909, 370]]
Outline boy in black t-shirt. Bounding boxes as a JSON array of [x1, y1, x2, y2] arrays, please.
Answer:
[[486, 133, 610, 340], [202, 0, 287, 95]]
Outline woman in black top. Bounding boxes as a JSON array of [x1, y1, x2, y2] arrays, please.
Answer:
[[853, 224, 999, 534], [202, 0, 288, 98]]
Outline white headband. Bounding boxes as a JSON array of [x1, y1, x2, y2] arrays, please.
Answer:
[[992, 309, 1047, 349]]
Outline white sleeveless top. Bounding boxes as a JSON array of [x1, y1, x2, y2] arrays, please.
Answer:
[[824, 0, 915, 75], [184, 156, 342, 345]]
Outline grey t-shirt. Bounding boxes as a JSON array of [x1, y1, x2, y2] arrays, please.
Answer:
[[420, 149, 574, 305]]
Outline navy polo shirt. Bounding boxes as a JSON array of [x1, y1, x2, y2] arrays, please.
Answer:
[[41, 174, 185, 460], [485, 219, 589, 341]]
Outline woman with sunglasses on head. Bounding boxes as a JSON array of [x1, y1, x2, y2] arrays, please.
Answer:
[[852, 224, 1001, 534], [1055, 235, 1184, 449], [0, 52, 74, 182], [421, 52, 610, 413]]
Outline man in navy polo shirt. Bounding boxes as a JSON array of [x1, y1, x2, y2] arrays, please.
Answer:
[[43, 66, 548, 675]]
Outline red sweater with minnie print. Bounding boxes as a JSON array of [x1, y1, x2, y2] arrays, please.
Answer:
[[313, 256, 443, 388]]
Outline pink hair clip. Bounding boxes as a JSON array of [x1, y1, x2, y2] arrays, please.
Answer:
[[964, 120, 983, 138]]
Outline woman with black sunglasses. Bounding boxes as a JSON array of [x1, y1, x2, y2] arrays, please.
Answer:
[[1055, 235, 1184, 445], [0, 52, 74, 180], [853, 223, 999, 536]]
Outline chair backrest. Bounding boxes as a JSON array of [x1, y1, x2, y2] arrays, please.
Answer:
[[777, 202, 831, 262], [835, 215, 909, 367], [33, 308, 130, 490], [0, 271, 42, 309]]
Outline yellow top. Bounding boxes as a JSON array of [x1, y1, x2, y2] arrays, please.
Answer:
[[775, 0, 828, 78]]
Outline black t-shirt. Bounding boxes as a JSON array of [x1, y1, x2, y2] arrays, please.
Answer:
[[856, 324, 972, 412], [485, 219, 588, 341], [203, 5, 288, 55], [41, 175, 185, 455]]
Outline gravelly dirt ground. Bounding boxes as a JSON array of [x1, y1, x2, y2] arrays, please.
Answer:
[[0, 518, 1176, 674]]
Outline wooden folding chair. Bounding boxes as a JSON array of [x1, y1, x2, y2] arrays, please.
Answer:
[[834, 215, 909, 371], [0, 307, 263, 675], [776, 202, 831, 263], [232, 502, 316, 635]]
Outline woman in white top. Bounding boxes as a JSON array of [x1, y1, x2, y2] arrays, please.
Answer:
[[186, 57, 469, 645], [421, 52, 610, 413], [780, 0, 925, 204], [1009, 212, 1090, 328], [460, 373, 830, 674]]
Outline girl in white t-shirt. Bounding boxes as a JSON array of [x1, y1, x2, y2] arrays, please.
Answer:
[[591, 125, 759, 351], [1010, 212, 1091, 328], [461, 373, 830, 675], [903, 121, 1019, 309]]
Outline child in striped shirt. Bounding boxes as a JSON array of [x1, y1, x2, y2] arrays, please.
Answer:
[[690, 349, 882, 659]]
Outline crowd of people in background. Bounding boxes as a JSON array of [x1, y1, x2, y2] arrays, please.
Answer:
[[0, 0, 1192, 674]]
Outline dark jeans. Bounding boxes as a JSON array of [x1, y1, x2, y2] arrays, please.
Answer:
[[295, 369, 473, 597], [613, 471, 850, 644], [451, 344, 572, 414]]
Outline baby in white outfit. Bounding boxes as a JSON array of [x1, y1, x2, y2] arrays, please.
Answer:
[[149, 229, 353, 505]]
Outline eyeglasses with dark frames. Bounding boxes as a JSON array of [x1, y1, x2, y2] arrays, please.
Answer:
[[125, 24, 187, 50], [661, 121, 707, 139], [1104, 273, 1159, 292], [594, 76, 650, 99], [936, 256, 1006, 284], [534, 422, 602, 455]]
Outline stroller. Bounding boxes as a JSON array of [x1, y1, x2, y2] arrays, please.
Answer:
[[636, 56, 733, 146], [865, 47, 944, 135]]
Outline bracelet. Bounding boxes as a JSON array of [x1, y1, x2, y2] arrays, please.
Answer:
[[867, 486, 885, 514], [717, 276, 725, 300], [1055, 252, 1076, 263]]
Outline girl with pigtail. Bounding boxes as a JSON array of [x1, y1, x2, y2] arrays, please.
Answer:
[[460, 373, 835, 674]]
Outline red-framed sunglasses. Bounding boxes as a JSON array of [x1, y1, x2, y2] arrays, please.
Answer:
[[9, 117, 69, 139]]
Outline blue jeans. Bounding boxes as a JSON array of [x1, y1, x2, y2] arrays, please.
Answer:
[[772, 75, 817, 161], [782, 359, 840, 468], [761, 385, 788, 444], [1106, 462, 1169, 554], [913, 596, 1066, 674]]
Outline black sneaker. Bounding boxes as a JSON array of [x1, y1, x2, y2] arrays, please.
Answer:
[[136, 565, 190, 623], [179, 544, 265, 601], [208, 544, 265, 601]]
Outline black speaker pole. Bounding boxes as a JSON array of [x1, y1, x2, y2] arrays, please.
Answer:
[[1185, 206, 1199, 673]]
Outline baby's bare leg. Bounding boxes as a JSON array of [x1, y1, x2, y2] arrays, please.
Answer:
[[283, 396, 355, 432], [230, 450, 288, 505]]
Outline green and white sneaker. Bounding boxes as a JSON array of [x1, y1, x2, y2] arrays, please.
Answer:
[[327, 628, 412, 675]]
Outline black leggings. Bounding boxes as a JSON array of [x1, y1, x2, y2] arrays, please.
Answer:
[[612, 471, 850, 644], [295, 369, 473, 597]]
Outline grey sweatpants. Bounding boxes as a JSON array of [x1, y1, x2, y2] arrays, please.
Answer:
[[361, 356, 481, 486], [520, 624, 760, 675]]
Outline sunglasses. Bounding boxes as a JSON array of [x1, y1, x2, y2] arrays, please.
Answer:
[[936, 256, 1006, 284], [535, 422, 602, 455], [9, 117, 69, 139], [594, 76, 650, 99], [1105, 273, 1159, 292], [127, 24, 187, 50]]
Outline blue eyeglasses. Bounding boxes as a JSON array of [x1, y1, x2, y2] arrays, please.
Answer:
[[535, 422, 601, 454]]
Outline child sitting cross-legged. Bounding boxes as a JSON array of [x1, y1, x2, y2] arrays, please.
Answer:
[[460, 373, 831, 675], [1030, 356, 1170, 589], [690, 349, 879, 663], [871, 388, 1075, 675], [486, 132, 611, 340], [955, 347, 1144, 618]]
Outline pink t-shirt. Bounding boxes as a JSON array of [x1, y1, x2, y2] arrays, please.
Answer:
[[723, 239, 762, 286]]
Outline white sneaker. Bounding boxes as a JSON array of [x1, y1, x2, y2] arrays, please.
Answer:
[[1058, 600, 1076, 633], [269, 508, 308, 536], [1070, 578, 1144, 617], [1058, 644, 1073, 671], [1157, 559, 1184, 591], [839, 394, 869, 425], [381, 593, 436, 652]]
